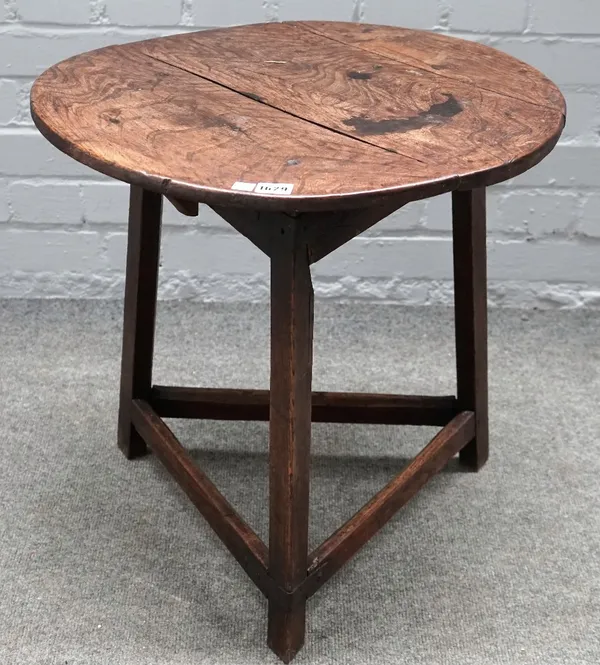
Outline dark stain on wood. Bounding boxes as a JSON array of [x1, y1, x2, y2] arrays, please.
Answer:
[[348, 70, 372, 80], [241, 91, 265, 103], [203, 115, 241, 132], [429, 94, 464, 117], [343, 94, 463, 135]]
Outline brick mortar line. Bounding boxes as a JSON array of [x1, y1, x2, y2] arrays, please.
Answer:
[[0, 221, 243, 234], [0, 275, 597, 309], [1, 24, 600, 42], [524, 0, 534, 32], [0, 25, 198, 35], [0, 223, 597, 243]]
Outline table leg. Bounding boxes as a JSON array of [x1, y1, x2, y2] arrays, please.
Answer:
[[118, 185, 163, 459], [267, 222, 314, 663], [452, 188, 489, 470]]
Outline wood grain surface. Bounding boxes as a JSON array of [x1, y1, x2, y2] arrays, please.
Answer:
[[31, 22, 565, 212], [298, 22, 566, 113]]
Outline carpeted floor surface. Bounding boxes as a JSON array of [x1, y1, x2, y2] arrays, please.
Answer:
[[0, 300, 598, 665]]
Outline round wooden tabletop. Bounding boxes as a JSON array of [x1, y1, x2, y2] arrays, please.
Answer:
[[31, 21, 565, 212]]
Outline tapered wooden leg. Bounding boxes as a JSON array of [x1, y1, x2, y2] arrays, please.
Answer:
[[452, 188, 489, 470], [267, 221, 314, 663], [118, 186, 163, 459]]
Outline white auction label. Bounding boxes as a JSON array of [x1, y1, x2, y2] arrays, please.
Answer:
[[231, 182, 294, 195], [231, 181, 257, 192], [255, 183, 294, 195]]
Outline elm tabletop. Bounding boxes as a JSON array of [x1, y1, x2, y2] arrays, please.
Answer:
[[31, 21, 565, 663]]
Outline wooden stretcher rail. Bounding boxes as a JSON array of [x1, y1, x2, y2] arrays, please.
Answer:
[[298, 411, 476, 599], [130, 399, 284, 601], [150, 386, 459, 426]]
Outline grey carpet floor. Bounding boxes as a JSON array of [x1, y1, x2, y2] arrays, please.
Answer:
[[0, 300, 599, 665]]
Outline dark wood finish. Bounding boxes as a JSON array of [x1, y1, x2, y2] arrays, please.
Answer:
[[208, 208, 284, 257], [31, 22, 564, 212], [117, 186, 162, 459], [130, 399, 275, 592], [31, 21, 565, 664], [166, 196, 199, 217], [453, 189, 489, 470], [303, 411, 475, 598], [212, 199, 413, 263], [150, 385, 459, 426], [300, 199, 410, 264], [267, 219, 314, 663]]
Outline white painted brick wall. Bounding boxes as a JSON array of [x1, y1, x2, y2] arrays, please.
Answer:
[[193, 0, 266, 26], [450, 0, 528, 32], [105, 0, 182, 26], [9, 181, 83, 225], [362, 0, 440, 30], [18, 0, 91, 24], [0, 79, 19, 124], [581, 195, 600, 238], [0, 179, 10, 221], [530, 0, 595, 35], [279, 0, 358, 22], [0, 0, 598, 308]]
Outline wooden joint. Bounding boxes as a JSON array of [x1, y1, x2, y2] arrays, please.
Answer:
[[211, 198, 412, 264], [209, 206, 285, 256], [265, 581, 306, 611], [150, 385, 459, 426], [166, 195, 199, 216], [301, 197, 411, 264]]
